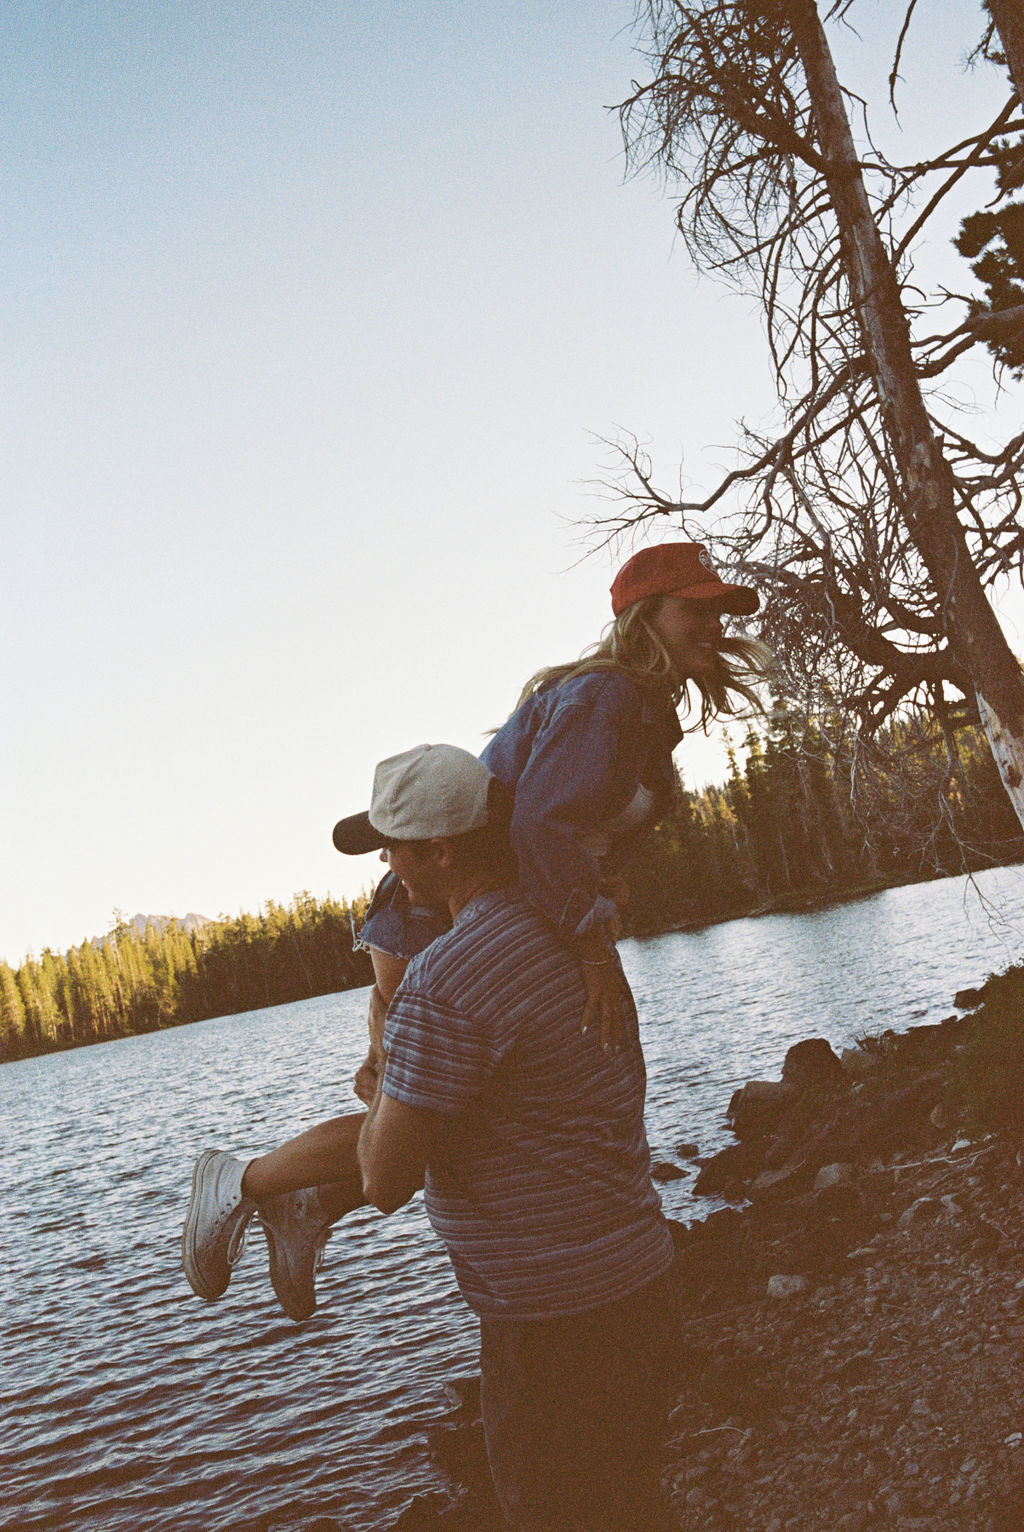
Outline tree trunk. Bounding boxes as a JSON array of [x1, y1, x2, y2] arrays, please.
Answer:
[[785, 0, 1024, 832], [988, 0, 1024, 108]]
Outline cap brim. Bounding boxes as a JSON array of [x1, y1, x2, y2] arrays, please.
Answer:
[[332, 811, 385, 855], [672, 581, 760, 616]]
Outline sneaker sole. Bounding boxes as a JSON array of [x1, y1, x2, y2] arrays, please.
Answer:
[[263, 1224, 318, 1323], [182, 1149, 224, 1301]]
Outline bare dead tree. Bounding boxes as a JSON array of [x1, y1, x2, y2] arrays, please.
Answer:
[[987, 0, 1024, 110], [603, 0, 1024, 827]]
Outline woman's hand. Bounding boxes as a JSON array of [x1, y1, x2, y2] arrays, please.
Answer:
[[353, 1046, 380, 1106], [367, 981, 388, 1059], [353, 984, 389, 1105], [580, 958, 636, 1053]]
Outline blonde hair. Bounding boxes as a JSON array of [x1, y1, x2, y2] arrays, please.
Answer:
[[514, 596, 771, 732]]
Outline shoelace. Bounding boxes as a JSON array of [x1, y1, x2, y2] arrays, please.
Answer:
[[313, 1228, 332, 1271], [225, 1218, 249, 1267], [222, 1198, 254, 1267]]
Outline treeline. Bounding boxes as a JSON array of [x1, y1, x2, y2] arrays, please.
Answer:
[[619, 709, 1024, 937], [0, 892, 374, 1063], [4, 712, 1023, 1063]]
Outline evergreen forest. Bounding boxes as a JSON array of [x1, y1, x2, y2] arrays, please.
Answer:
[[3, 713, 1021, 1064], [0, 893, 374, 1064], [616, 708, 1023, 935]]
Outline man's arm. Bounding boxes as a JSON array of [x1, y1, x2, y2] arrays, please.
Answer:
[[357, 1062, 441, 1215]]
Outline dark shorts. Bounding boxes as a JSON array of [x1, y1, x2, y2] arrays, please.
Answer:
[[478, 1264, 680, 1530], [357, 870, 451, 961]]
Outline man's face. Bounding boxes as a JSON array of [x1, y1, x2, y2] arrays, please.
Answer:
[[381, 840, 449, 911]]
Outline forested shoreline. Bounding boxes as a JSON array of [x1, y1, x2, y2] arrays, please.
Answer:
[[0, 893, 374, 1063], [619, 710, 1024, 936], [4, 713, 1022, 1064]]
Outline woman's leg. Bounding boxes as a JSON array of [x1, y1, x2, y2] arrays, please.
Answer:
[[240, 947, 410, 1215], [367, 947, 411, 1002], [241, 1110, 367, 1210], [182, 948, 413, 1319]]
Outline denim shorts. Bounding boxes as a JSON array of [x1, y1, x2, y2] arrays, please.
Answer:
[[356, 870, 451, 960]]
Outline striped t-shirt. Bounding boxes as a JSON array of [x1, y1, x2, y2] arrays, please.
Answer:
[[382, 888, 674, 1320]]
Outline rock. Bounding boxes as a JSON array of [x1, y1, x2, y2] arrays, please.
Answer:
[[814, 1162, 854, 1192], [676, 1141, 701, 1159], [766, 1273, 809, 1298], [693, 1142, 761, 1197], [840, 1046, 879, 1080], [782, 1038, 848, 1093], [898, 1196, 943, 1228], [651, 1159, 689, 1182], [441, 1376, 481, 1416], [748, 1161, 813, 1202], [666, 1217, 692, 1250], [953, 985, 985, 1009], [728, 1079, 798, 1139], [799, 1073, 943, 1164], [900, 1023, 946, 1056], [693, 1205, 744, 1239], [813, 1179, 864, 1219]]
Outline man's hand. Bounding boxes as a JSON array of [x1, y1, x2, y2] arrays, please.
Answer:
[[358, 1084, 437, 1215]]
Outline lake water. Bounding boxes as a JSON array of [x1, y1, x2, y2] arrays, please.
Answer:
[[5, 864, 1024, 1530]]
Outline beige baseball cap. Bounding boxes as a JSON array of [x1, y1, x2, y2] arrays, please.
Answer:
[[332, 743, 494, 854]]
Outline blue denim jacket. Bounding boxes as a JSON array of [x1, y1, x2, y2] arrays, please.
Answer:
[[481, 670, 681, 940], [359, 671, 681, 957]]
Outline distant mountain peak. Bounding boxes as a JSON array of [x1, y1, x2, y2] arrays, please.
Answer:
[[128, 913, 212, 936]]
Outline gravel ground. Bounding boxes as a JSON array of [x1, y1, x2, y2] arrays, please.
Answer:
[[665, 1135, 1024, 1532], [399, 988, 1024, 1532]]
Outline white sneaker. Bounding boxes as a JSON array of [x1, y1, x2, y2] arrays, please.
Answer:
[[258, 1187, 334, 1322], [182, 1149, 256, 1301]]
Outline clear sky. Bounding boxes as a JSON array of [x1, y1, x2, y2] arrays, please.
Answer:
[[2, 1, 1018, 964]]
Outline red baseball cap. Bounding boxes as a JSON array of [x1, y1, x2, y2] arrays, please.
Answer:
[[610, 542, 759, 617]]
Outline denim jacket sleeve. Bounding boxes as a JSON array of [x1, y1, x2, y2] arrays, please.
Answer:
[[496, 672, 649, 942]]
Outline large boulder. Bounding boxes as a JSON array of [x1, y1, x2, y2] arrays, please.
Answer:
[[727, 1079, 798, 1139], [693, 1142, 761, 1197], [782, 1038, 848, 1092]]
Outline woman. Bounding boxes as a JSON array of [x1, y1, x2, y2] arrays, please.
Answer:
[[182, 542, 767, 1320]]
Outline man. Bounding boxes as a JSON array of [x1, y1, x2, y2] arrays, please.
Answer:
[[349, 743, 679, 1530]]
